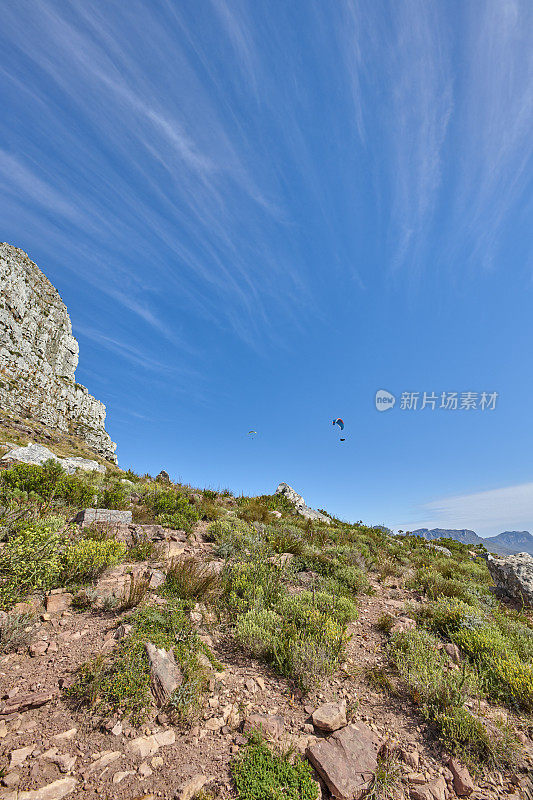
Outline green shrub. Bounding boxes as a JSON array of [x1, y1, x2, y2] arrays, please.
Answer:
[[236, 590, 352, 691], [68, 603, 213, 724], [61, 538, 126, 584], [232, 738, 318, 800], [415, 597, 533, 711], [0, 519, 126, 608], [388, 628, 517, 767], [98, 479, 129, 509], [0, 519, 66, 606], [206, 516, 258, 559]]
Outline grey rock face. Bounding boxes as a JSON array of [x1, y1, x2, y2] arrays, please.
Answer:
[[0, 243, 116, 462], [486, 552, 533, 607], [75, 508, 133, 525], [1, 442, 105, 475], [275, 482, 331, 524]]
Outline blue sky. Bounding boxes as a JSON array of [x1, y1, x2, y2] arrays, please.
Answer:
[[1, 1, 532, 536]]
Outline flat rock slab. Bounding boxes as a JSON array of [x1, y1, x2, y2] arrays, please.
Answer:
[[409, 776, 447, 800], [243, 713, 285, 739], [306, 722, 380, 800], [0, 777, 77, 800], [0, 690, 57, 716], [145, 642, 182, 706], [75, 508, 132, 525]]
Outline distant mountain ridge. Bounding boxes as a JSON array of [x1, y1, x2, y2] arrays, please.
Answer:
[[410, 528, 533, 556]]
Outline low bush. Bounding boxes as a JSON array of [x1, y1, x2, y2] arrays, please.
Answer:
[[0, 611, 34, 653], [415, 597, 533, 711], [68, 603, 214, 724], [61, 538, 126, 584], [0, 518, 126, 608], [236, 590, 354, 691], [232, 737, 318, 800], [388, 628, 518, 768]]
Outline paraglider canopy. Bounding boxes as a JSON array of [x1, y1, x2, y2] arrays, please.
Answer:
[[332, 418, 344, 430], [248, 430, 257, 437]]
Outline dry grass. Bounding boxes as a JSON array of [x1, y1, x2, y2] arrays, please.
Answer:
[[163, 557, 222, 603], [119, 572, 151, 611]]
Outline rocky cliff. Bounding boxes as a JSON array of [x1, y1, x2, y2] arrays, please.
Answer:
[[0, 243, 116, 462]]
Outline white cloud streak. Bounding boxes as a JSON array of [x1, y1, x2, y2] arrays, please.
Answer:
[[401, 481, 533, 538]]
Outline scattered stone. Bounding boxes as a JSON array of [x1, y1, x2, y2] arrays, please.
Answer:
[[45, 591, 73, 614], [145, 642, 183, 706], [409, 776, 447, 800], [305, 722, 379, 800], [0, 691, 57, 717], [243, 714, 285, 739], [112, 771, 135, 784], [311, 701, 347, 732], [486, 552, 533, 606], [138, 761, 153, 779], [9, 746, 34, 770], [29, 641, 48, 657], [448, 759, 474, 796], [0, 776, 77, 800], [176, 775, 211, 800], [86, 751, 121, 776], [1, 773, 20, 788], [52, 730, 77, 743], [399, 747, 419, 771], [444, 642, 461, 664], [111, 721, 123, 736], [126, 729, 176, 759]]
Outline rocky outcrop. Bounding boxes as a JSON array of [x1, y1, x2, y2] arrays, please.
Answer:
[[275, 483, 331, 524], [0, 244, 116, 462], [486, 552, 533, 606], [1, 443, 105, 475]]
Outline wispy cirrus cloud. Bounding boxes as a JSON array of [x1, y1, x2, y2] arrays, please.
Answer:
[[401, 481, 533, 538]]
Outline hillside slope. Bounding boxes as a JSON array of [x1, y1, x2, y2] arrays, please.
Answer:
[[0, 462, 531, 800]]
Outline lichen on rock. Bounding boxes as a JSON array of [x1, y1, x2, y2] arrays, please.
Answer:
[[0, 243, 116, 462]]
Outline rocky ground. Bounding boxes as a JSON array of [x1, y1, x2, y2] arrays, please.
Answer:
[[1, 519, 531, 800]]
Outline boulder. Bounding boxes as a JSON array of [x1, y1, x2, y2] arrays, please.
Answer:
[[486, 552, 533, 606], [145, 642, 183, 706], [156, 470, 171, 484], [275, 483, 331, 524], [305, 722, 379, 800], [311, 701, 347, 732]]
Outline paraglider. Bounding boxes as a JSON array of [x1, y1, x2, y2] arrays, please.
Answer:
[[248, 430, 257, 438], [332, 418, 346, 442]]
